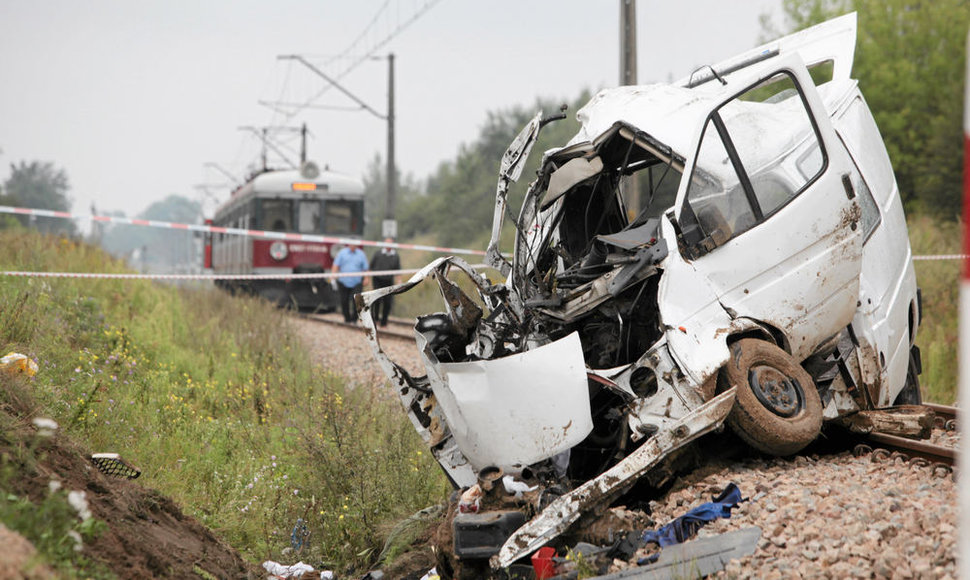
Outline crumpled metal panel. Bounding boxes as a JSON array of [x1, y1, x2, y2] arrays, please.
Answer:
[[435, 332, 593, 472], [358, 256, 498, 488], [491, 388, 737, 569]]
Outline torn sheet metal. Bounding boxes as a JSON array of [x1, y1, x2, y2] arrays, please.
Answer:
[[491, 388, 736, 569]]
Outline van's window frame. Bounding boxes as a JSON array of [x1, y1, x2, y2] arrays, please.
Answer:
[[679, 68, 830, 258]]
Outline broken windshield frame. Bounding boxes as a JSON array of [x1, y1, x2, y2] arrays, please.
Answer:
[[508, 125, 684, 300]]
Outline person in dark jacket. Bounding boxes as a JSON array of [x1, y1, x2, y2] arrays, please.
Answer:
[[370, 237, 401, 326]]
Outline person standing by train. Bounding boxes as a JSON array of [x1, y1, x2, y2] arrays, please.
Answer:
[[369, 237, 401, 326], [332, 242, 369, 323]]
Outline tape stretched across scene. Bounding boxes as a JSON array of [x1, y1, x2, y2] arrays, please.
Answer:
[[0, 267, 491, 281], [912, 254, 970, 261], [0, 254, 962, 281], [0, 205, 962, 265], [0, 205, 487, 256]]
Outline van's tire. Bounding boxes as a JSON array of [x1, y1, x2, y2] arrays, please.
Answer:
[[721, 339, 823, 456], [892, 348, 922, 406]]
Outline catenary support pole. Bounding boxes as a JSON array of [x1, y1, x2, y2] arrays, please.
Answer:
[[386, 53, 396, 223], [959, 26, 969, 580], [619, 0, 640, 220]]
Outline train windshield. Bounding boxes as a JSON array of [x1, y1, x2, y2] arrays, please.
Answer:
[[256, 198, 362, 235], [298, 200, 322, 233], [323, 200, 363, 235], [261, 200, 292, 232]]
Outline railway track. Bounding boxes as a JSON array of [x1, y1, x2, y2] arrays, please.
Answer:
[[853, 403, 958, 472], [300, 312, 416, 341], [924, 402, 958, 431]]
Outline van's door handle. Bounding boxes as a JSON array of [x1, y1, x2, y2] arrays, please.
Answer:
[[841, 174, 856, 200]]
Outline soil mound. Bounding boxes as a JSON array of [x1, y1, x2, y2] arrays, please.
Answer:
[[0, 376, 260, 579]]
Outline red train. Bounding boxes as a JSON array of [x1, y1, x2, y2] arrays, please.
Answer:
[[205, 163, 365, 310]]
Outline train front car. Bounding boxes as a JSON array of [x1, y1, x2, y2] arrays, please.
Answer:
[[210, 164, 365, 311]]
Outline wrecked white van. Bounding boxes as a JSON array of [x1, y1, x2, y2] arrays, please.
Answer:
[[359, 13, 920, 572]]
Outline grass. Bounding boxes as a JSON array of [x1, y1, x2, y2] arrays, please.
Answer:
[[0, 376, 112, 579], [0, 229, 450, 573], [909, 215, 960, 404]]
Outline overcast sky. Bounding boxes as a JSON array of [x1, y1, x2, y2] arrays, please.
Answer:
[[0, 0, 782, 219]]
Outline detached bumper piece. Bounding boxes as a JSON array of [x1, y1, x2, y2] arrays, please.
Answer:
[[454, 511, 528, 560]]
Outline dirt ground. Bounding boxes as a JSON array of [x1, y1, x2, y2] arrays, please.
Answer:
[[0, 377, 261, 579]]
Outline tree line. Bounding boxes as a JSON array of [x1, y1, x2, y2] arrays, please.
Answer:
[[5, 0, 967, 254]]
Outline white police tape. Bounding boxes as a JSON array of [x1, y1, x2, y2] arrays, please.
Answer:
[[912, 254, 970, 261], [0, 205, 487, 256], [0, 205, 961, 268], [0, 266, 492, 281], [1, 254, 957, 281]]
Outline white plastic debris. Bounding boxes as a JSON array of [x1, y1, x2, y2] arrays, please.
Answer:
[[31, 417, 59, 437], [66, 529, 83, 552], [67, 490, 92, 522], [261, 560, 332, 579], [502, 475, 538, 499]]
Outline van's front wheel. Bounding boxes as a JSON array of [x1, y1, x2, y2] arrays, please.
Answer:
[[721, 339, 823, 456]]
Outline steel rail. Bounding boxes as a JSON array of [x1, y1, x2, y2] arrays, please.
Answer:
[[301, 313, 415, 341], [862, 432, 956, 468]]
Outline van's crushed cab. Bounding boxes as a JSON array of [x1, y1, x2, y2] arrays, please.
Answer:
[[359, 13, 923, 575]]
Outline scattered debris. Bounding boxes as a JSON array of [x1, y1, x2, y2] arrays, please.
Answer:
[[0, 352, 38, 377], [261, 560, 330, 579], [31, 416, 59, 437], [66, 490, 92, 522], [89, 453, 141, 479], [596, 527, 762, 579], [291, 518, 310, 551], [837, 405, 935, 438], [360, 13, 924, 576], [636, 483, 744, 563]]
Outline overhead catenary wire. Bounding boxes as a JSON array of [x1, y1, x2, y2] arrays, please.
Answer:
[[272, 0, 445, 122], [230, 1, 445, 190]]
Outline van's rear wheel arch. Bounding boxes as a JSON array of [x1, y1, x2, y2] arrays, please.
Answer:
[[720, 338, 823, 456]]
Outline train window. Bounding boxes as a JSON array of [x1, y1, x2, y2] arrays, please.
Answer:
[[261, 199, 293, 232], [298, 200, 322, 233], [323, 200, 363, 235]]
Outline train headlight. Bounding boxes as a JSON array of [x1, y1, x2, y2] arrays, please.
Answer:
[[269, 241, 289, 261]]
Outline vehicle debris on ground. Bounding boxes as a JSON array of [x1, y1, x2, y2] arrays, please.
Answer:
[[359, 13, 925, 578]]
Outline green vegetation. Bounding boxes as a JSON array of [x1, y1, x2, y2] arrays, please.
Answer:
[[762, 0, 969, 218], [0, 231, 449, 573], [909, 216, 960, 404], [0, 160, 75, 237], [0, 381, 111, 578]]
